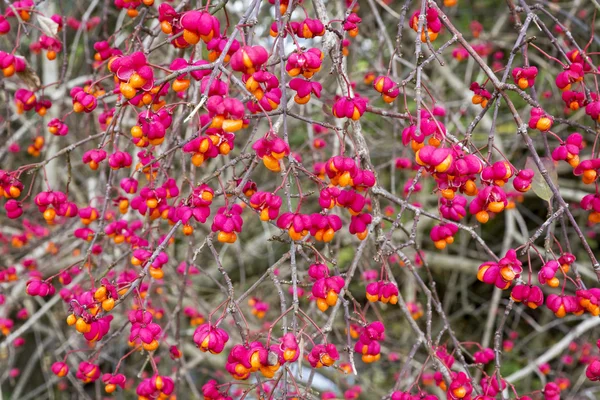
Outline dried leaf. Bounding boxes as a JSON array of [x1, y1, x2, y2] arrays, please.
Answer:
[[37, 15, 59, 37], [16, 66, 42, 90], [267, 351, 279, 366], [298, 336, 304, 379], [525, 156, 557, 202]]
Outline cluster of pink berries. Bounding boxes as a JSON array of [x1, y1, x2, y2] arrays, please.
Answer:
[[33, 190, 78, 223], [308, 263, 345, 312], [354, 321, 385, 363], [193, 323, 229, 353], [128, 310, 162, 351], [366, 281, 399, 304]]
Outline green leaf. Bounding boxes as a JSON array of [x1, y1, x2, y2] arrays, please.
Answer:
[[525, 156, 557, 202]]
